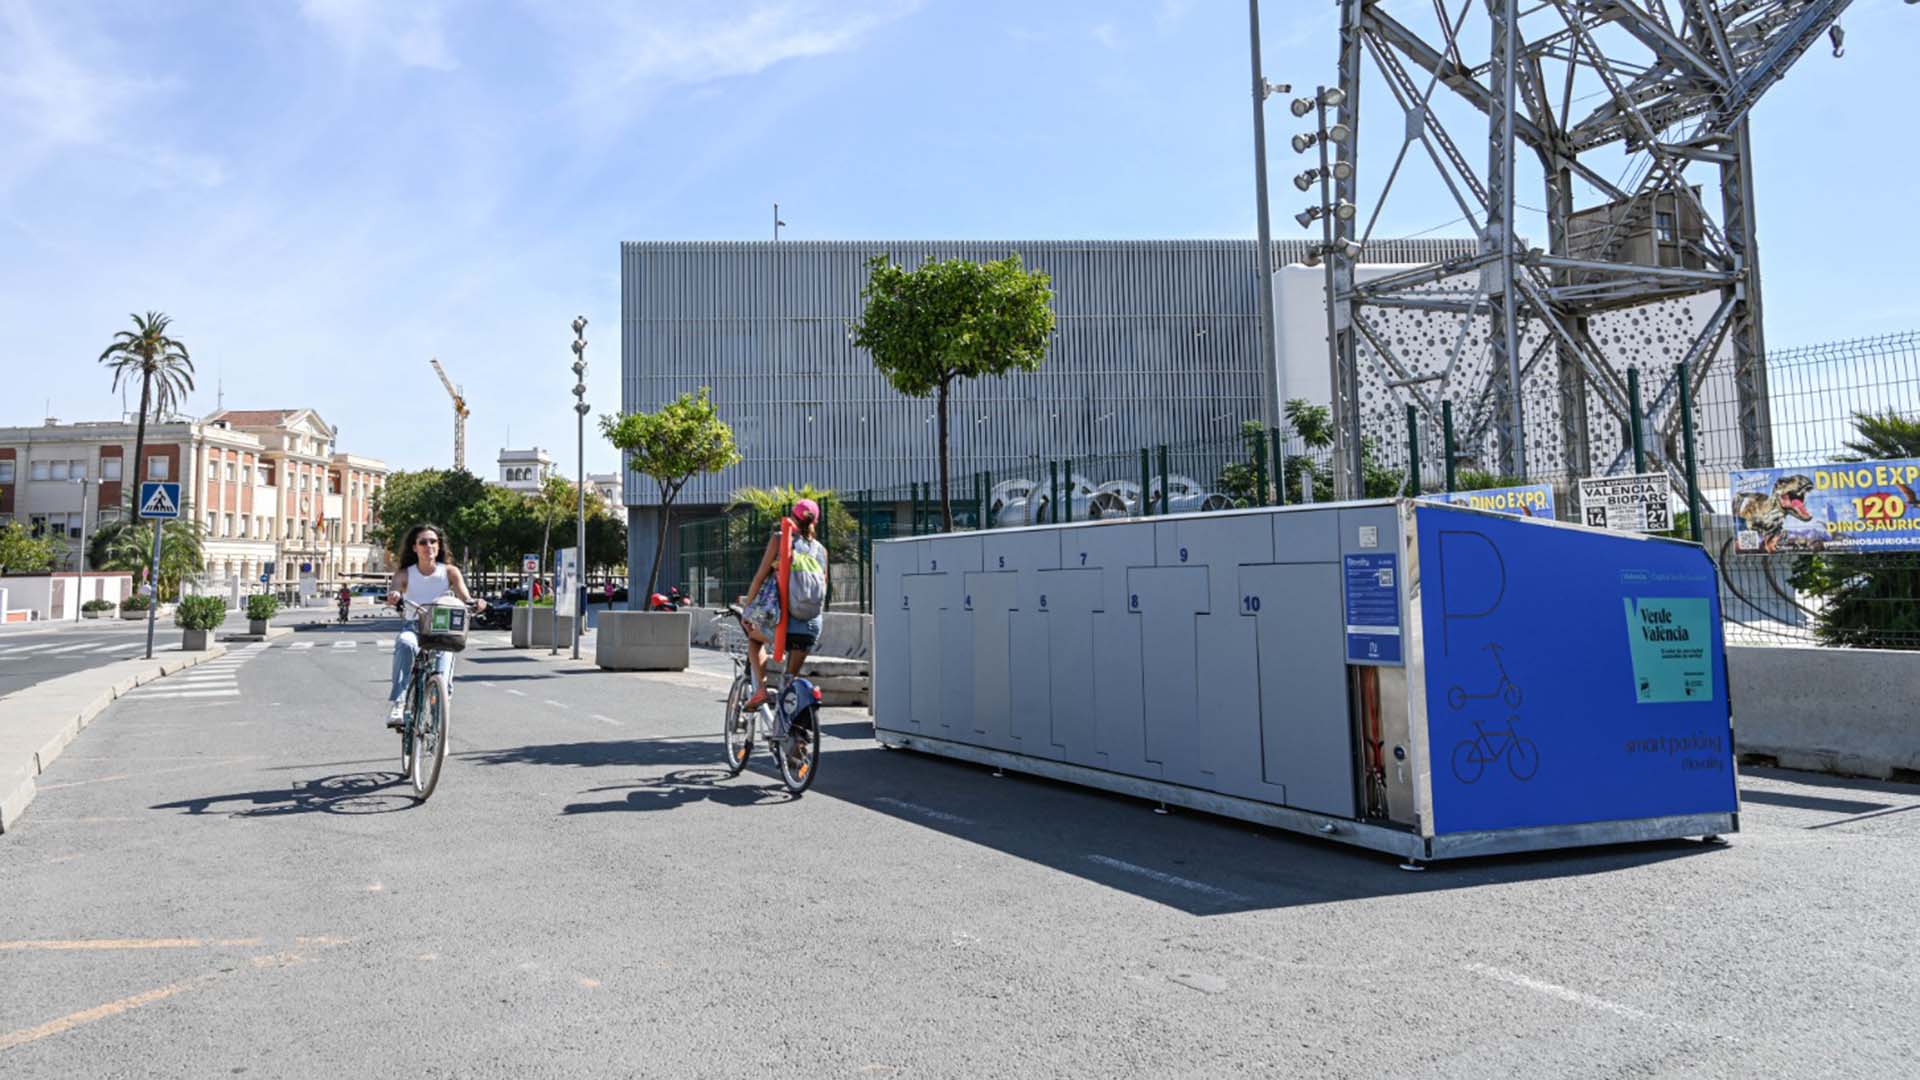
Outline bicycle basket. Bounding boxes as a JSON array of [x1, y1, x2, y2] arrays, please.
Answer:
[[415, 598, 469, 652]]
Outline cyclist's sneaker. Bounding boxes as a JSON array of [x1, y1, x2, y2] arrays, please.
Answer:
[[384, 702, 405, 730], [744, 687, 769, 709]]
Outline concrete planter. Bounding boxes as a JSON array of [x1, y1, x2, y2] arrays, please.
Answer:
[[596, 610, 691, 671], [182, 628, 211, 651], [249, 618, 268, 635], [83, 609, 102, 619], [121, 608, 150, 621], [513, 606, 577, 649]]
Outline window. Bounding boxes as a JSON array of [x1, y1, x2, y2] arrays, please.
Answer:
[[209, 460, 220, 480], [148, 456, 169, 480], [239, 516, 248, 538], [30, 461, 49, 481], [1654, 211, 1676, 244], [225, 513, 235, 537], [101, 458, 122, 481], [226, 462, 236, 482], [50, 460, 69, 480], [0, 461, 12, 484], [260, 464, 275, 486], [71, 461, 86, 480], [207, 511, 217, 532], [300, 475, 309, 491], [29, 514, 47, 536]]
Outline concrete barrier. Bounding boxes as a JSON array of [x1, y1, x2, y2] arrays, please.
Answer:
[[511, 607, 578, 649], [596, 610, 691, 671], [1729, 645, 1920, 781], [688, 606, 871, 660]]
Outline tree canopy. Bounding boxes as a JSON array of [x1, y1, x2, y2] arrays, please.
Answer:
[[98, 311, 193, 518], [0, 521, 62, 574], [601, 387, 740, 597], [851, 253, 1055, 529]]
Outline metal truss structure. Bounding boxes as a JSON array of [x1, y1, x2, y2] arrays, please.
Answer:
[[1322, 0, 1856, 494]]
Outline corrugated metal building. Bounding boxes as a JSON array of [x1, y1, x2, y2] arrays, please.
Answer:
[[620, 237, 1472, 585]]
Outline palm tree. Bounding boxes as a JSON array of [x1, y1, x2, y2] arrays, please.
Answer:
[[98, 312, 194, 517]]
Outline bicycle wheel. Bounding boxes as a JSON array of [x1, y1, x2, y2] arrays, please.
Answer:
[[778, 705, 820, 794], [398, 675, 419, 778], [1449, 739, 1485, 785], [412, 672, 451, 801], [1506, 736, 1542, 781], [721, 674, 753, 777]]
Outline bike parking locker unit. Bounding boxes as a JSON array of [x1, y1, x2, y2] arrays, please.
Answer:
[[871, 499, 1739, 863]]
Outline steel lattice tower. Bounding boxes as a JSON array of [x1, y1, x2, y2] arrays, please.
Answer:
[[1319, 0, 1855, 493]]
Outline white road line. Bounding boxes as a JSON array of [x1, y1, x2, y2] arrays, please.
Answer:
[[874, 797, 974, 825], [43, 643, 98, 654], [87, 643, 129, 653], [590, 714, 622, 726], [288, 642, 314, 650], [331, 641, 357, 650], [506, 689, 526, 697], [139, 690, 243, 699], [1462, 964, 1651, 1020], [2, 643, 59, 654], [1084, 855, 1253, 903], [542, 699, 566, 709]]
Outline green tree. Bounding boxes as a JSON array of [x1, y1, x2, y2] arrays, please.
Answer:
[[368, 468, 489, 562], [531, 475, 578, 577], [601, 387, 741, 599], [98, 312, 194, 517], [90, 511, 206, 601], [1214, 421, 1273, 508], [727, 484, 858, 567], [1283, 399, 1335, 503], [852, 253, 1055, 530], [0, 520, 61, 574], [1789, 410, 1920, 650]]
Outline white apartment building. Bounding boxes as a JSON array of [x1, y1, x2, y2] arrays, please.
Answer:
[[0, 409, 390, 590], [495, 447, 555, 493]]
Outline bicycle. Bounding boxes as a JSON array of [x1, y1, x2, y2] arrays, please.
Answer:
[[394, 597, 473, 802], [1449, 716, 1542, 784], [716, 608, 822, 795]]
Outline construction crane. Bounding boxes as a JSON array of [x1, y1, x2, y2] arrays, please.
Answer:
[[429, 357, 469, 471]]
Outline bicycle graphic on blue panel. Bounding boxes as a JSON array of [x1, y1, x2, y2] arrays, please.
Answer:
[[1445, 642, 1540, 784]]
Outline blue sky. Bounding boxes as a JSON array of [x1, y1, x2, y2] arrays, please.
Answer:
[[2, 0, 1915, 476]]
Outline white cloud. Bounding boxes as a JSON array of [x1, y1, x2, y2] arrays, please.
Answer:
[[0, 1, 166, 145], [1090, 22, 1121, 49], [298, 0, 459, 71], [564, 1, 920, 91]]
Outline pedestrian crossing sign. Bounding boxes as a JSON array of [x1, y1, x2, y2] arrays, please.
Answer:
[[139, 481, 182, 519]]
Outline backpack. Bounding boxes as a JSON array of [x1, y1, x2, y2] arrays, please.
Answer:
[[785, 530, 827, 620]]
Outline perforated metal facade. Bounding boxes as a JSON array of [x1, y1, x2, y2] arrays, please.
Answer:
[[619, 238, 1475, 510]]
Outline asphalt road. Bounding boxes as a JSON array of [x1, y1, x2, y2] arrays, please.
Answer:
[[1, 621, 1915, 1078], [0, 617, 239, 697]]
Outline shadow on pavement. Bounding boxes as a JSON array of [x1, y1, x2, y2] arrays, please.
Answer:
[[150, 771, 418, 817], [464, 712, 1721, 915]]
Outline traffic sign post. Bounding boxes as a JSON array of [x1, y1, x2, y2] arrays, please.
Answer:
[[138, 483, 182, 660]]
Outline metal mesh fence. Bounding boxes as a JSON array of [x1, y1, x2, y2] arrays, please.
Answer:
[[676, 330, 1917, 646]]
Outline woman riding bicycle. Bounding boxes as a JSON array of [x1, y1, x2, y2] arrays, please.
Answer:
[[739, 498, 828, 709], [382, 522, 485, 729]]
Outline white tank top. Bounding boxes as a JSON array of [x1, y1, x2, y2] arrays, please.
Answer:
[[405, 563, 451, 606]]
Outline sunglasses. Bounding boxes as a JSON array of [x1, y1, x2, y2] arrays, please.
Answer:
[[415, 537, 440, 547]]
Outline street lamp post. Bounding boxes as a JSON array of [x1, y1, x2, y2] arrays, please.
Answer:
[[571, 317, 589, 661]]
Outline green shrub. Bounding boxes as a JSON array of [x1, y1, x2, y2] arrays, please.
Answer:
[[519, 596, 556, 608], [120, 594, 152, 612], [245, 593, 280, 621], [175, 595, 227, 631], [82, 599, 116, 613]]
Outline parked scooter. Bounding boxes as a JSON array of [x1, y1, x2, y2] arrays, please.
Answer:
[[647, 585, 689, 612]]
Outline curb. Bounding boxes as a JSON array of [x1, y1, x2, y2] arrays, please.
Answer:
[[0, 643, 229, 835]]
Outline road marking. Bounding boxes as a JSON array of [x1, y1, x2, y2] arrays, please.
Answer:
[[0, 980, 198, 1051], [1, 643, 59, 654], [332, 641, 357, 650], [590, 714, 622, 726], [0, 937, 263, 951], [543, 699, 566, 708], [1463, 963, 1650, 1019], [288, 641, 314, 650], [506, 689, 527, 697], [42, 642, 98, 654], [874, 797, 974, 825], [1084, 855, 1253, 903], [138, 690, 242, 699]]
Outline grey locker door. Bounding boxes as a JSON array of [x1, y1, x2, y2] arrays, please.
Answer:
[[1128, 565, 1212, 787], [1240, 562, 1355, 817], [1037, 567, 1103, 766], [902, 573, 948, 736], [965, 570, 1020, 750]]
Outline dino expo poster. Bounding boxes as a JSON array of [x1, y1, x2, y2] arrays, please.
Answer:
[[1423, 483, 1558, 519], [1729, 459, 1920, 553]]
